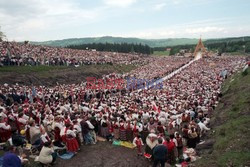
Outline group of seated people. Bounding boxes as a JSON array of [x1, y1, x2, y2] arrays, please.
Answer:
[[0, 55, 247, 166]]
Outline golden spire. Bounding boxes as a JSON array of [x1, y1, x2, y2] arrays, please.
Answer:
[[193, 36, 206, 59]]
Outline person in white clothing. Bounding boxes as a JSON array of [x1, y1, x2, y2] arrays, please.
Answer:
[[73, 120, 83, 144], [38, 141, 57, 165], [198, 120, 210, 136], [0, 122, 11, 130], [86, 120, 96, 143]]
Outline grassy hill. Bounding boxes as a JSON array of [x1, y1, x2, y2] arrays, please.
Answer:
[[29, 36, 250, 49], [30, 36, 199, 47], [195, 67, 250, 167]]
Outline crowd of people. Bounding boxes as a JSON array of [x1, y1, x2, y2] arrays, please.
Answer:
[[0, 41, 149, 67], [0, 53, 246, 166], [129, 57, 191, 80]]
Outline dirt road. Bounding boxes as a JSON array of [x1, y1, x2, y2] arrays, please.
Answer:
[[55, 142, 151, 167]]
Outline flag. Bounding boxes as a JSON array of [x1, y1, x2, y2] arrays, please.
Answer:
[[151, 101, 160, 113]]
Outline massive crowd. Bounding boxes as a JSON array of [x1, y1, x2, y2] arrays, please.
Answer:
[[129, 57, 191, 80], [0, 52, 246, 166], [0, 41, 149, 66]]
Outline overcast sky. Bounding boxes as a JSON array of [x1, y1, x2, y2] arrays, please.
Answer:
[[0, 0, 250, 41]]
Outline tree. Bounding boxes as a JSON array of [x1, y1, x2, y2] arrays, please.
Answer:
[[0, 26, 6, 41], [130, 45, 135, 53], [245, 42, 250, 53]]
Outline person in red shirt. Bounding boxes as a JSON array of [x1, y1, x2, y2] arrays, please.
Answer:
[[133, 134, 143, 156], [163, 137, 176, 165]]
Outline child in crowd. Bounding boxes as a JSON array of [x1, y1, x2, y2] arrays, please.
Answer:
[[133, 134, 143, 156]]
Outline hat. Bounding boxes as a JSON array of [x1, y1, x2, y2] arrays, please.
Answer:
[[148, 133, 157, 138], [20, 130, 26, 135]]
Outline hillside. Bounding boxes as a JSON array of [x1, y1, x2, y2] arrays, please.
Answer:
[[0, 64, 137, 86], [30, 36, 199, 47], [195, 67, 250, 167], [30, 36, 250, 48]]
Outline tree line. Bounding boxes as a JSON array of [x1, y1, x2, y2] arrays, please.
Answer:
[[0, 26, 5, 41], [67, 42, 153, 54], [154, 39, 250, 55]]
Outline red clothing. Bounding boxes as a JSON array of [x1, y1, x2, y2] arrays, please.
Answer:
[[163, 141, 175, 152], [120, 124, 125, 130], [133, 124, 137, 132], [135, 138, 142, 146], [61, 128, 68, 143], [65, 129, 79, 152], [64, 119, 71, 125], [109, 126, 114, 133], [181, 161, 188, 167], [134, 137, 142, 154], [54, 127, 61, 142], [127, 123, 131, 130], [0, 128, 11, 142], [157, 125, 164, 134], [66, 137, 79, 152]]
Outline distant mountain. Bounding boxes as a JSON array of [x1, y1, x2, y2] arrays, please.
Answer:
[[30, 36, 250, 48], [30, 36, 199, 47]]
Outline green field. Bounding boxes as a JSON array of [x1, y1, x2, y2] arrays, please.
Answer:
[[0, 64, 137, 73], [152, 50, 170, 56], [0, 65, 69, 73], [0, 64, 138, 85]]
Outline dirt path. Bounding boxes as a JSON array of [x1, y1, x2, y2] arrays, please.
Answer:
[[55, 142, 151, 167]]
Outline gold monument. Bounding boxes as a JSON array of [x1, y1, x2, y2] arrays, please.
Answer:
[[193, 37, 206, 60]]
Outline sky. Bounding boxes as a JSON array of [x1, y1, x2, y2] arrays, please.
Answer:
[[0, 0, 250, 41]]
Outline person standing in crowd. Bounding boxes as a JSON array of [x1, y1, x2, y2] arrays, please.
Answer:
[[144, 133, 158, 159], [80, 116, 94, 145], [64, 124, 79, 154], [100, 116, 110, 141], [133, 134, 143, 156], [187, 127, 198, 148], [163, 137, 176, 165], [153, 138, 168, 167], [175, 133, 183, 159], [29, 120, 42, 146]]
